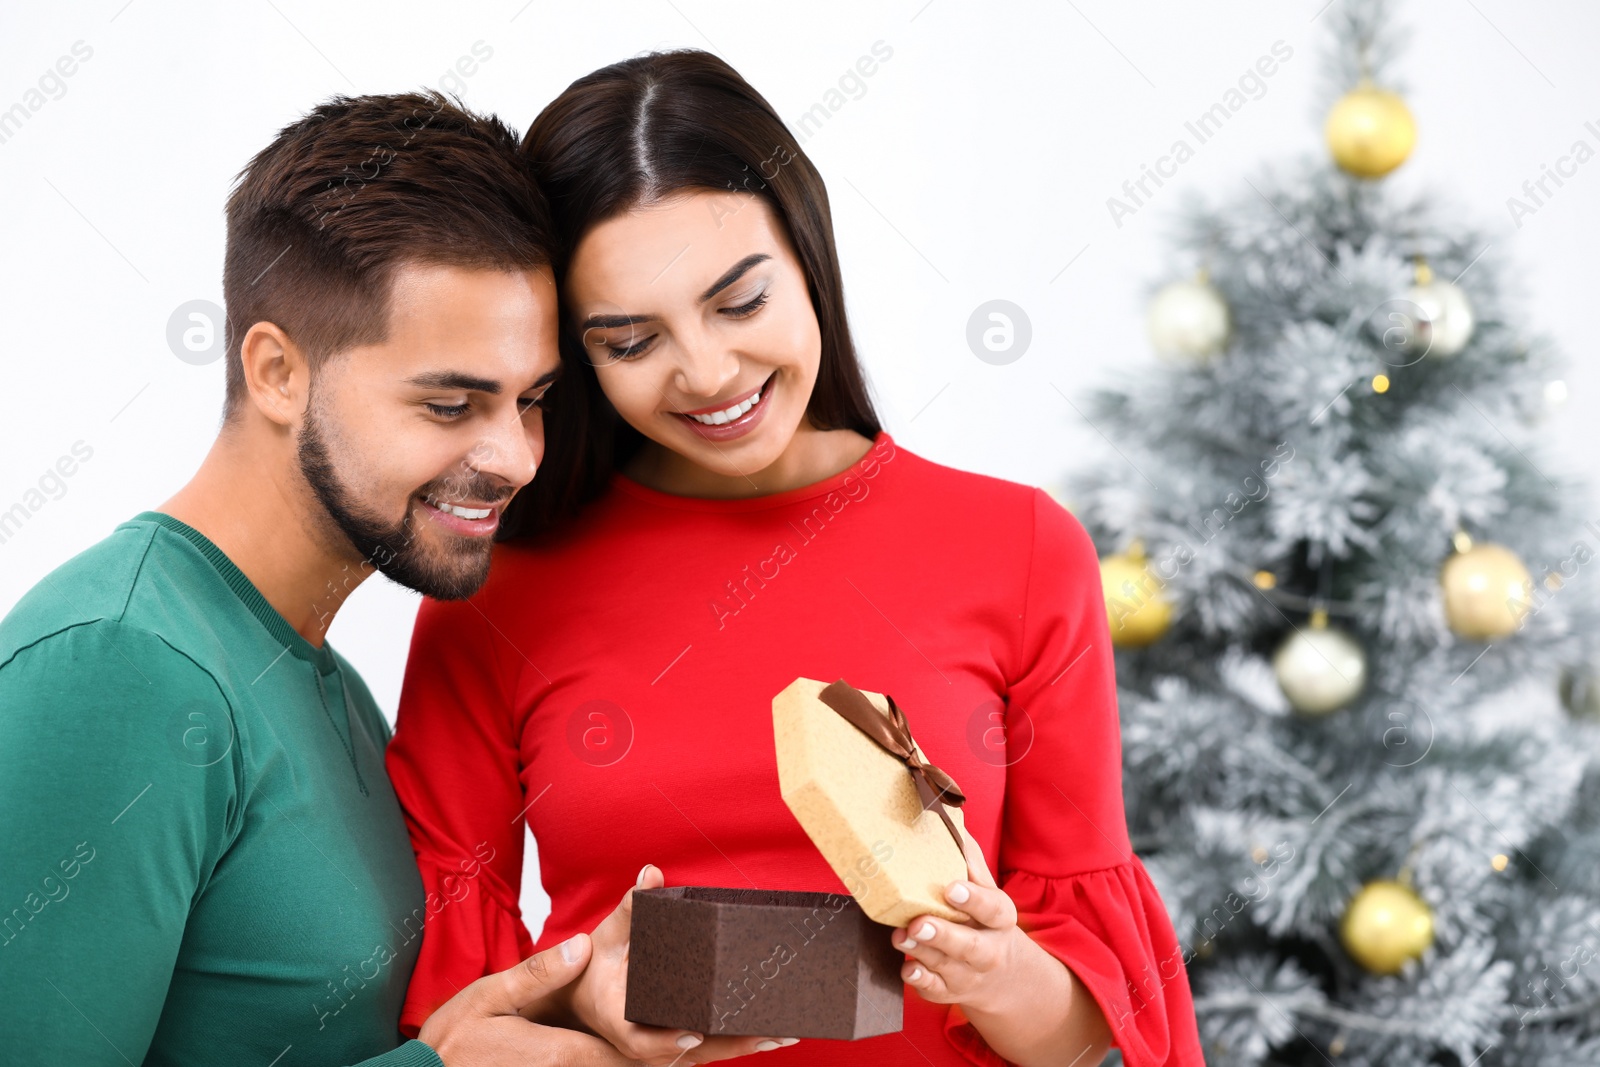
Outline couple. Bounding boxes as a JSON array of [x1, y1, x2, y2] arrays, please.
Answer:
[[0, 51, 1202, 1067]]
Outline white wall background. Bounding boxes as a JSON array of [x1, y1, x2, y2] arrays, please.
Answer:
[[4, 0, 1598, 933]]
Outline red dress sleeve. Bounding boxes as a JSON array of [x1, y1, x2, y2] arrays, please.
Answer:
[[385, 592, 534, 1038], [943, 489, 1203, 1067]]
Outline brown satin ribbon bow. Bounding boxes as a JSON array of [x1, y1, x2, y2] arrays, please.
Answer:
[[817, 679, 968, 856]]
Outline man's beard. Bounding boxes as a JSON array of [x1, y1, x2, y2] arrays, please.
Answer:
[[296, 407, 494, 601]]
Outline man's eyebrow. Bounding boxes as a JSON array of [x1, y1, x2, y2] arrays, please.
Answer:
[[404, 366, 563, 394], [698, 253, 771, 303], [404, 371, 503, 395]]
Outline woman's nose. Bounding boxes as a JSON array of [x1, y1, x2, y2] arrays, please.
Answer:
[[672, 335, 742, 399]]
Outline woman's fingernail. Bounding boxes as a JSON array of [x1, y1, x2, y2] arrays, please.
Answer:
[[915, 922, 936, 941], [637, 864, 652, 886], [778, 1038, 800, 1046], [908, 966, 924, 982], [946, 882, 971, 904], [559, 935, 581, 964], [899, 936, 918, 950], [755, 1040, 781, 1051], [677, 1034, 704, 1049]]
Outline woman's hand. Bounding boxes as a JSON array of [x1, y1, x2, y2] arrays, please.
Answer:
[[560, 863, 801, 1065], [891, 831, 1032, 1013], [894, 833, 1112, 1067]]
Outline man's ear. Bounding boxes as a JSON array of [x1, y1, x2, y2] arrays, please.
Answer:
[[239, 321, 308, 427]]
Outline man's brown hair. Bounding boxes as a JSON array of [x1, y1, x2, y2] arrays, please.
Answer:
[[221, 91, 555, 420]]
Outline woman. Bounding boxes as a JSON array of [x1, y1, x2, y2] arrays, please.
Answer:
[[387, 50, 1202, 1067]]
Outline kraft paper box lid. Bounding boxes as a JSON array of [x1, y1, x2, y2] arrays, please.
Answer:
[[773, 677, 971, 928]]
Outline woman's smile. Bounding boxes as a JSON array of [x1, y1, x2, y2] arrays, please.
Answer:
[[674, 371, 776, 441]]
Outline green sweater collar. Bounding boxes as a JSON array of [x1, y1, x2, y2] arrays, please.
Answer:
[[134, 510, 339, 675]]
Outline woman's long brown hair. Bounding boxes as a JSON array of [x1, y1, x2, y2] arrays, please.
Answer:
[[497, 49, 882, 542]]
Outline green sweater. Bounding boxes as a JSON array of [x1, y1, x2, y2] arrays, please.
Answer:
[[0, 511, 443, 1067]]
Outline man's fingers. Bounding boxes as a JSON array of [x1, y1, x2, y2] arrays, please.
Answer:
[[484, 934, 590, 1015], [528, 1023, 642, 1066], [630, 862, 664, 911], [608, 1022, 707, 1065], [594, 863, 662, 952]]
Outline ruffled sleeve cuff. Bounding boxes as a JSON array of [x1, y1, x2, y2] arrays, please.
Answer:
[[942, 860, 1203, 1067], [398, 856, 535, 1038]]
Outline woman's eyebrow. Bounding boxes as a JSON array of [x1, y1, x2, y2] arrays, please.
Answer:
[[579, 252, 773, 330], [581, 313, 651, 330], [698, 253, 771, 303]]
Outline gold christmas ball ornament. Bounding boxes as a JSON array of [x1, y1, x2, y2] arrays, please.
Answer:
[[1340, 879, 1434, 975], [1273, 613, 1367, 715], [1326, 81, 1417, 178], [1147, 275, 1230, 364], [1100, 546, 1174, 648], [1440, 537, 1533, 641]]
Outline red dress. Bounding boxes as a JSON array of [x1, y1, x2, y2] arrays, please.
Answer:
[[387, 432, 1203, 1066]]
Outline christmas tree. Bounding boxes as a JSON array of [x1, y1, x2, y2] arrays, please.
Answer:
[[1065, 1, 1600, 1063]]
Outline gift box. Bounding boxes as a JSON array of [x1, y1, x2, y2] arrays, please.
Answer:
[[773, 677, 971, 928], [623, 677, 969, 1040], [623, 886, 904, 1039]]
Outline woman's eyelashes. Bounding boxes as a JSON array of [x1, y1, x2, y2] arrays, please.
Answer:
[[604, 332, 654, 361], [722, 290, 769, 319], [599, 289, 771, 362]]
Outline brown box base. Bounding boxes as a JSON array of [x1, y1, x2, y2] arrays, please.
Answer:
[[624, 886, 904, 1040]]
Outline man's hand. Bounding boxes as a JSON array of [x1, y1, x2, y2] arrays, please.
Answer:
[[562, 863, 801, 1065], [416, 933, 637, 1066]]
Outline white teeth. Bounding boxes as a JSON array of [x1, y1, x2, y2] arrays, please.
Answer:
[[428, 499, 491, 520], [688, 388, 761, 425]]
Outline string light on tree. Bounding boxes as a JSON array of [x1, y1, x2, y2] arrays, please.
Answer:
[[1100, 542, 1174, 648], [1325, 77, 1416, 178], [1545, 379, 1570, 408], [1440, 531, 1533, 640], [1273, 608, 1368, 715], [1147, 272, 1230, 364]]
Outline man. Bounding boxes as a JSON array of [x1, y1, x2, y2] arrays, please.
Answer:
[[0, 92, 627, 1067]]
